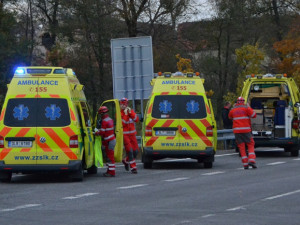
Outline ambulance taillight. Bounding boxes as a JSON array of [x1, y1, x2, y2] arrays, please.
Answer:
[[145, 126, 152, 136], [70, 135, 78, 148], [0, 136, 4, 148], [292, 118, 300, 129], [206, 126, 213, 137]]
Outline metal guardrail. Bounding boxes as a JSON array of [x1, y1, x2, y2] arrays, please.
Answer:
[[137, 129, 235, 149]]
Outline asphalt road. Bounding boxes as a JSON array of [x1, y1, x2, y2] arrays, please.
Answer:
[[1, 148, 300, 225]]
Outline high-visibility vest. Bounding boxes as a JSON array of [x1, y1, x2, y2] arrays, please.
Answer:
[[229, 104, 256, 133], [121, 109, 139, 135]]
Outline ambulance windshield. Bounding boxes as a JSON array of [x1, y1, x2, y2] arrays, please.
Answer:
[[152, 95, 207, 119], [4, 98, 70, 127]]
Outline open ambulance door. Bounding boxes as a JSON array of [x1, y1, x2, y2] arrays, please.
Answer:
[[95, 99, 123, 162], [208, 99, 217, 151]]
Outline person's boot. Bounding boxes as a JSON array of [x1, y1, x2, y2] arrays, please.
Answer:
[[131, 168, 137, 174], [249, 162, 257, 169], [122, 159, 129, 171], [244, 165, 249, 170], [103, 172, 115, 177]]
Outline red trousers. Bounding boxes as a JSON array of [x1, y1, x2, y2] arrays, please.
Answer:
[[123, 134, 139, 171], [237, 137, 256, 168], [103, 142, 115, 176]]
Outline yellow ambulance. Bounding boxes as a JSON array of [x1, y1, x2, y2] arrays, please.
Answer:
[[141, 72, 217, 169], [0, 67, 98, 182], [240, 73, 300, 156]]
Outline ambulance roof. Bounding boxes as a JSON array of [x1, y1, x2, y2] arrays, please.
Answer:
[[14, 67, 76, 78]]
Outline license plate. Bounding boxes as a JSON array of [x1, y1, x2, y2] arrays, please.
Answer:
[[155, 130, 176, 136], [8, 141, 32, 148]]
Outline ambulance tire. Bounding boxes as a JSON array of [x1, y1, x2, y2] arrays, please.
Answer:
[[87, 165, 98, 174], [71, 162, 84, 182], [0, 172, 12, 183], [203, 162, 213, 169], [142, 153, 153, 169]]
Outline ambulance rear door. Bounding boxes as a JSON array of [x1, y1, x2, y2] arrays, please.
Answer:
[[96, 99, 123, 162], [149, 95, 180, 151], [177, 94, 213, 151]]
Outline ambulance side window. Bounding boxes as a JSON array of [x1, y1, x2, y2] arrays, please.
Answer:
[[80, 102, 91, 127]]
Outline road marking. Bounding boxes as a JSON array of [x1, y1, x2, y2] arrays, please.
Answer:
[[226, 206, 246, 211], [117, 184, 148, 189], [293, 158, 300, 161], [202, 214, 215, 218], [266, 161, 286, 166], [165, 177, 189, 182], [202, 171, 225, 176], [262, 189, 300, 201], [0, 204, 41, 212], [62, 192, 98, 200], [216, 153, 238, 157]]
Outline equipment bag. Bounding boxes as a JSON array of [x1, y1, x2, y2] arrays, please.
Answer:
[[94, 136, 103, 167]]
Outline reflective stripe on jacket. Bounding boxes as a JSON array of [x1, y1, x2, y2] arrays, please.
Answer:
[[99, 114, 116, 141], [121, 109, 139, 135], [228, 103, 256, 133]]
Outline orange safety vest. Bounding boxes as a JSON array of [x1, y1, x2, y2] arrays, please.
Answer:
[[228, 103, 256, 133]]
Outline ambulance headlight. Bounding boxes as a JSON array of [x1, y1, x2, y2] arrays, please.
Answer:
[[15, 68, 25, 75]]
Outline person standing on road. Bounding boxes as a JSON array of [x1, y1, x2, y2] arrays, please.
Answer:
[[222, 101, 235, 149], [120, 97, 139, 174], [229, 97, 257, 169], [95, 106, 116, 177]]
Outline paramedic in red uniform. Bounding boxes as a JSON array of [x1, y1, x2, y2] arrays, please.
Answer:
[[229, 97, 257, 169], [120, 97, 139, 174], [95, 106, 116, 177]]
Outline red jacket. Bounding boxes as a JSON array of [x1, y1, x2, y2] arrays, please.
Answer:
[[96, 114, 115, 141], [228, 103, 256, 133], [121, 108, 139, 135]]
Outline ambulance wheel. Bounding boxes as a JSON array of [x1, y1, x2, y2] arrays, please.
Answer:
[[71, 163, 84, 182], [142, 152, 153, 169], [290, 149, 299, 157], [0, 172, 12, 183], [87, 165, 98, 174], [204, 162, 213, 169]]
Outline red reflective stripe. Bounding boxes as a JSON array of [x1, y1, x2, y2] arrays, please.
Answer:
[[16, 94, 26, 98], [50, 94, 60, 98], [200, 119, 211, 128], [176, 92, 182, 95], [162, 120, 174, 127], [161, 92, 169, 95], [189, 92, 197, 95], [185, 120, 212, 146], [20, 148, 31, 152], [147, 103, 153, 114], [70, 108, 76, 121], [35, 134, 53, 152], [0, 148, 12, 160], [178, 125, 192, 140], [0, 127, 12, 136], [206, 104, 211, 114], [35, 94, 41, 98], [0, 108, 5, 121], [166, 137, 175, 139], [15, 128, 31, 137], [62, 127, 76, 137], [43, 128, 77, 159], [146, 137, 159, 146], [147, 119, 159, 128]]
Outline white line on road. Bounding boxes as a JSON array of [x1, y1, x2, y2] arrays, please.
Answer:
[[262, 189, 300, 201], [202, 171, 225, 176], [293, 158, 300, 161], [164, 177, 189, 182], [0, 204, 41, 212], [266, 161, 286, 166], [62, 193, 99, 200], [202, 214, 216, 218], [215, 153, 238, 157], [226, 206, 246, 211], [117, 184, 148, 189]]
